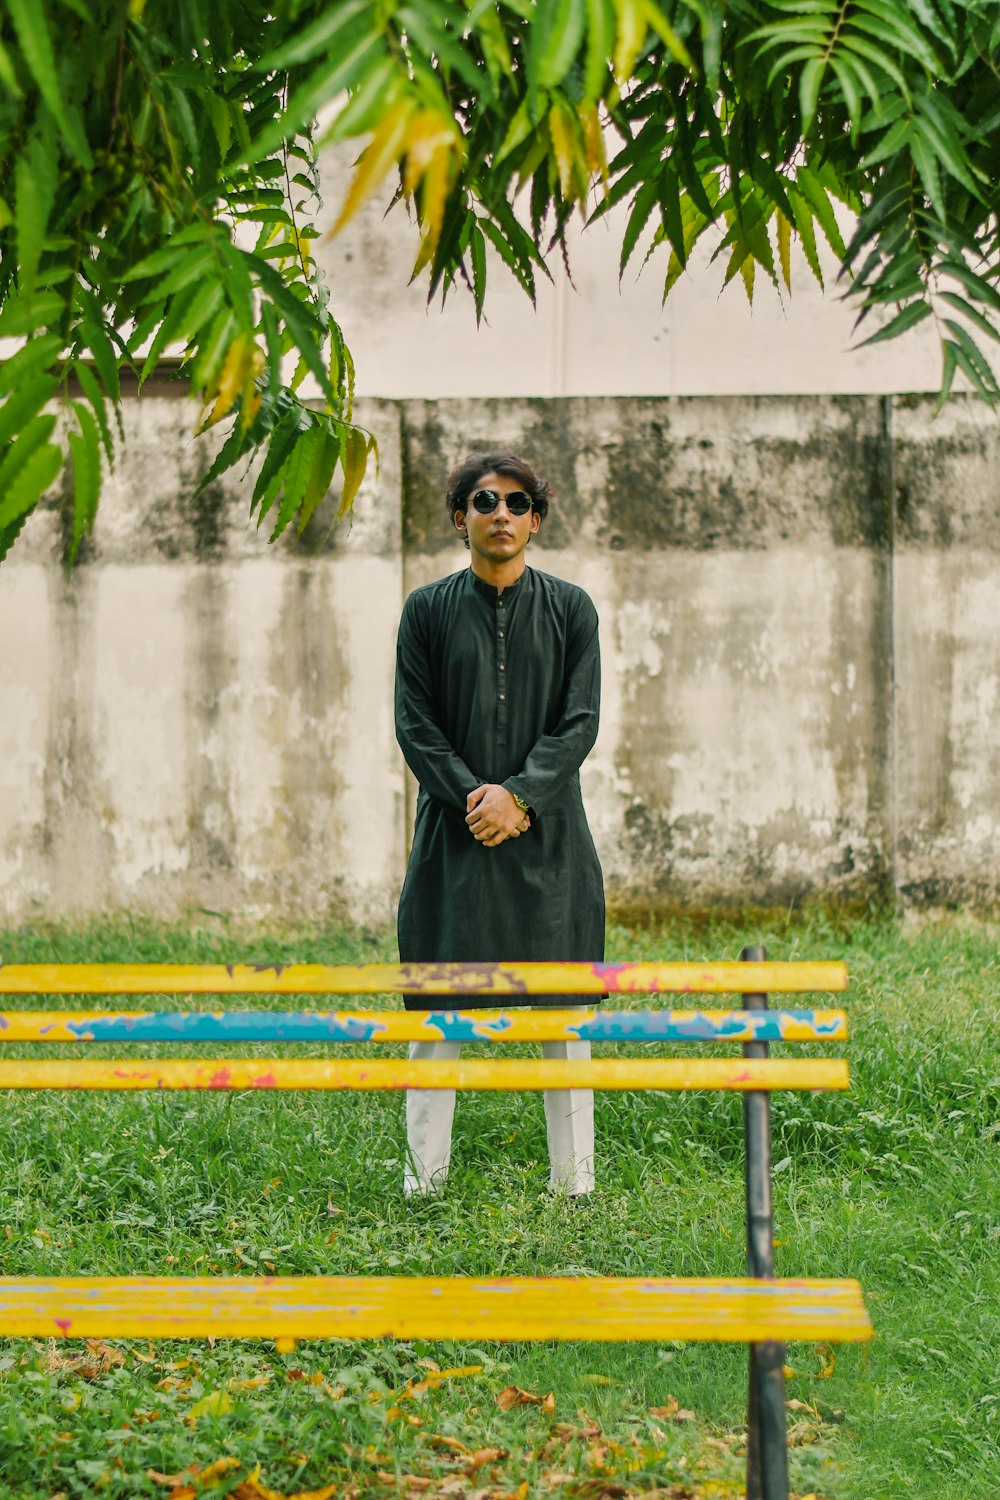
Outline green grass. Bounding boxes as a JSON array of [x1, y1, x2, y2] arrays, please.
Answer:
[[0, 910, 996, 1499]]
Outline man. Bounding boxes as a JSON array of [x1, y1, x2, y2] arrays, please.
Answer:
[[394, 451, 604, 1199]]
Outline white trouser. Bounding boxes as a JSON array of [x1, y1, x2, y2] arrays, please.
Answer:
[[404, 1035, 595, 1198]]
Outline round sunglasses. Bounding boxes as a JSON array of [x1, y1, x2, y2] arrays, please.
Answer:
[[468, 488, 534, 516]]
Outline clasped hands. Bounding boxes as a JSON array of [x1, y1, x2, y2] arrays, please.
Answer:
[[466, 784, 531, 847]]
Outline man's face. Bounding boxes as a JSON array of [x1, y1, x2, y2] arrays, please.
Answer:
[[454, 470, 540, 563]]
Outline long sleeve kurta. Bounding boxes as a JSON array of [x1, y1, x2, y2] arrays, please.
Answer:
[[395, 565, 605, 1009]]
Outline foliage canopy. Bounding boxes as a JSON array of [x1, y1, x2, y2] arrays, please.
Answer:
[[1, 0, 998, 563]]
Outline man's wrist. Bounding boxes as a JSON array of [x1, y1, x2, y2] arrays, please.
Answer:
[[510, 791, 530, 816]]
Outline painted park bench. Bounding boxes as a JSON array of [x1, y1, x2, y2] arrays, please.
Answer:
[[0, 950, 870, 1500]]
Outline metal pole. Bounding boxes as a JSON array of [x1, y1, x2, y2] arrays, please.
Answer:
[[741, 943, 789, 1500]]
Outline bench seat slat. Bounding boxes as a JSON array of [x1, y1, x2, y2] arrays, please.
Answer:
[[0, 1275, 873, 1343], [0, 961, 848, 996], [0, 1057, 849, 1091], [0, 1008, 849, 1044]]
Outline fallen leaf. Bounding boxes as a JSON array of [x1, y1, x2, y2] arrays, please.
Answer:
[[147, 1466, 199, 1487], [577, 1409, 602, 1437], [232, 1376, 271, 1390], [497, 1385, 547, 1412], [787, 1398, 821, 1419], [580, 1373, 617, 1386], [787, 1420, 821, 1447], [375, 1476, 432, 1491], [198, 1458, 241, 1483], [428, 1435, 470, 1456], [816, 1344, 836, 1379], [186, 1390, 235, 1422], [649, 1395, 694, 1422], [465, 1448, 506, 1471], [86, 1340, 126, 1367]]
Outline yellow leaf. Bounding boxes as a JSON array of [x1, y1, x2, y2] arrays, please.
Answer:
[[200, 1458, 240, 1483], [401, 111, 457, 197], [816, 1343, 836, 1379], [202, 335, 251, 429], [578, 104, 608, 186], [418, 144, 453, 258], [776, 209, 792, 292], [186, 1390, 234, 1422], [337, 426, 371, 520], [613, 0, 648, 82], [547, 100, 583, 202], [330, 98, 418, 238], [275, 1337, 297, 1354]]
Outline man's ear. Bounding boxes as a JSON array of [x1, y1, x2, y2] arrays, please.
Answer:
[[529, 511, 541, 535], [454, 509, 467, 534]]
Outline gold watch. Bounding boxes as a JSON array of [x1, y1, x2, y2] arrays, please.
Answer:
[[511, 793, 530, 815]]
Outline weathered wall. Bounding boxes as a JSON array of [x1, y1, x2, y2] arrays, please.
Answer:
[[2, 392, 997, 924]]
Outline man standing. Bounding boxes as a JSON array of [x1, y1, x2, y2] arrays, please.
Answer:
[[394, 451, 604, 1199]]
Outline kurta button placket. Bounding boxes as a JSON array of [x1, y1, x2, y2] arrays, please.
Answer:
[[497, 593, 508, 745]]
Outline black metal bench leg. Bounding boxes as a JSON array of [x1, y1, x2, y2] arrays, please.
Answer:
[[742, 945, 789, 1500]]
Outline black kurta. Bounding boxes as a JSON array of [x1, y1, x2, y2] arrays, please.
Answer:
[[395, 565, 605, 1009]]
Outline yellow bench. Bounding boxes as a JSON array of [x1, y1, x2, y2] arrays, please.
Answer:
[[0, 949, 870, 1500]]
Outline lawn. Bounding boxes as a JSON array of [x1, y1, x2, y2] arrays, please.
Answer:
[[0, 910, 995, 1500]]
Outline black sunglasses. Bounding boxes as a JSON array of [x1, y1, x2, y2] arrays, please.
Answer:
[[469, 488, 534, 516]]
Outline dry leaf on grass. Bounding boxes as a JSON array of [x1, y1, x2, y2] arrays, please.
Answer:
[[232, 1478, 340, 1500], [496, 1385, 555, 1413], [375, 1474, 433, 1491], [185, 1390, 234, 1423], [147, 1465, 199, 1487], [648, 1396, 694, 1422], [428, 1435, 471, 1456], [815, 1344, 836, 1379], [43, 1339, 127, 1378]]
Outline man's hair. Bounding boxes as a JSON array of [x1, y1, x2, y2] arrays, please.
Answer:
[[446, 451, 550, 546]]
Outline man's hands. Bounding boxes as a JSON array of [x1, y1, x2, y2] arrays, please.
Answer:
[[466, 784, 531, 847]]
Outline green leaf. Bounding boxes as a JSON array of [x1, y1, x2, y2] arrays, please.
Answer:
[[0, 334, 63, 396], [15, 132, 57, 297], [251, 408, 308, 518], [942, 319, 1000, 398], [0, 290, 64, 338], [0, 437, 62, 530], [269, 424, 319, 540], [138, 247, 216, 306], [6, 0, 93, 166], [530, 0, 587, 90], [795, 166, 847, 259], [297, 425, 342, 533], [584, 0, 615, 100], [620, 179, 659, 277], [470, 223, 487, 325], [0, 375, 58, 450], [799, 56, 826, 135], [257, 0, 374, 69], [855, 300, 931, 348], [937, 292, 1000, 345], [67, 400, 102, 563], [74, 363, 115, 467], [259, 34, 387, 158]]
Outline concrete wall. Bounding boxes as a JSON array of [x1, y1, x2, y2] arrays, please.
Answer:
[[3, 391, 998, 923]]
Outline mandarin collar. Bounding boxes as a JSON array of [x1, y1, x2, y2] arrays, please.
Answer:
[[468, 567, 529, 599]]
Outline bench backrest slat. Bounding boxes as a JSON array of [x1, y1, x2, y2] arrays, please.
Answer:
[[0, 1057, 850, 1092], [0, 1007, 848, 1043], [0, 960, 848, 995]]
